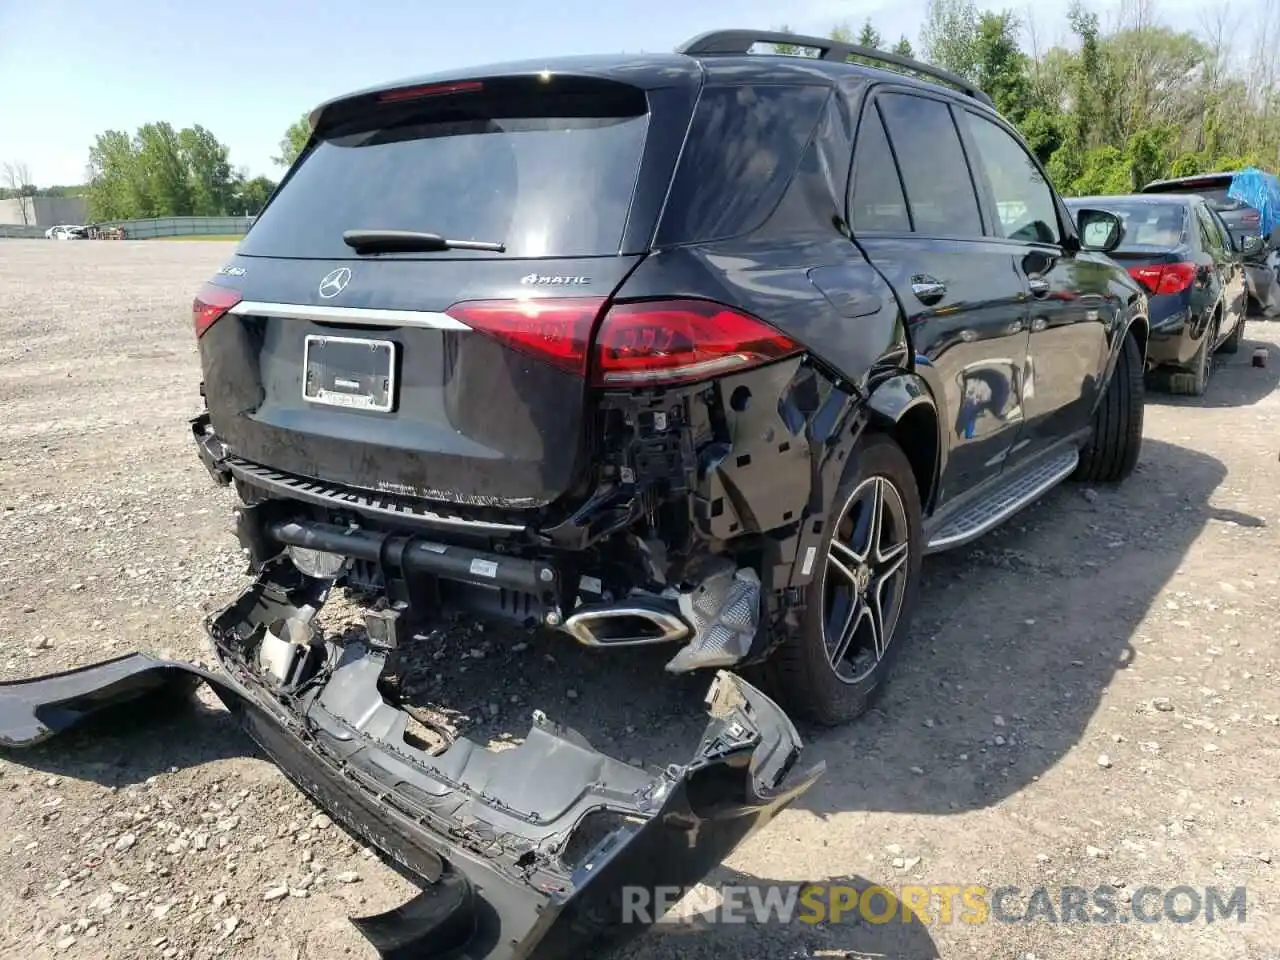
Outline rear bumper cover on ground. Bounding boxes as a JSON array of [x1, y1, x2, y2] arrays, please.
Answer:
[[0, 607, 821, 959]]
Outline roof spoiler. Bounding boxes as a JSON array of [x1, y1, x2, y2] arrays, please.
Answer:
[[676, 28, 995, 108]]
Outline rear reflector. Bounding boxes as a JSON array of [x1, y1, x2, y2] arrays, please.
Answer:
[[1242, 211, 1260, 224], [592, 299, 802, 387], [1126, 262, 1198, 296], [377, 81, 485, 103], [192, 282, 244, 338], [445, 298, 606, 376]]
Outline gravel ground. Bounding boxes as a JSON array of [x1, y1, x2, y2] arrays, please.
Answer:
[[1, 239, 1278, 960]]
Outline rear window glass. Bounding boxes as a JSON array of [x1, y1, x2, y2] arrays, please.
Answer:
[[1067, 199, 1186, 251], [1146, 180, 1243, 212], [240, 82, 650, 259], [655, 84, 830, 246]]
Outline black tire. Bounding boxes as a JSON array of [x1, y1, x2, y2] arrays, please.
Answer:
[[1167, 317, 1217, 397], [760, 433, 923, 726], [1218, 314, 1242, 354], [1074, 331, 1144, 483]]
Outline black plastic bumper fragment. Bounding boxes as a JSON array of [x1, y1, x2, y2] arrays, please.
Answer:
[[0, 644, 822, 959]]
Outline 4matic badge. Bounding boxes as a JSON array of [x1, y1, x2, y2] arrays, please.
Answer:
[[520, 273, 591, 286]]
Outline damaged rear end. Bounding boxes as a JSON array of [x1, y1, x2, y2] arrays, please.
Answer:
[[0, 560, 821, 959]]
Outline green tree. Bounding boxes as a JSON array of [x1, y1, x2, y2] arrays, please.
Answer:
[[178, 125, 235, 216], [234, 175, 277, 214], [856, 19, 882, 50], [274, 114, 311, 167], [892, 36, 915, 58], [135, 122, 193, 216], [973, 11, 1033, 124], [920, 0, 980, 79]]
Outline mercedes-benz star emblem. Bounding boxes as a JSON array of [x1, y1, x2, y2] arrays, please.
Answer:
[[318, 267, 352, 299]]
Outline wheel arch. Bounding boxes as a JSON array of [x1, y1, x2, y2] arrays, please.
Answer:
[[864, 372, 942, 515]]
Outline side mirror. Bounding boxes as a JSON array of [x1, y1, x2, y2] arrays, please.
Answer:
[[1075, 209, 1124, 254], [1241, 234, 1266, 258]]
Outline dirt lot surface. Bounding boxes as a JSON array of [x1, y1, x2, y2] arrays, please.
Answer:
[[1, 239, 1278, 960]]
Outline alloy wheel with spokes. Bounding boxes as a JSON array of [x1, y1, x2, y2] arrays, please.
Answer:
[[822, 474, 911, 684]]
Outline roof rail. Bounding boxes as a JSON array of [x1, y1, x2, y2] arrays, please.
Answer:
[[675, 29, 996, 108]]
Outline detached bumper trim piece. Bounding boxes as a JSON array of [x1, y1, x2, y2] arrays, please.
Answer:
[[0, 645, 822, 960]]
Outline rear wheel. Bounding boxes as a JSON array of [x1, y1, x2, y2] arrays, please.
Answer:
[[1218, 314, 1242, 354], [761, 434, 923, 726], [1075, 331, 1144, 483], [1168, 317, 1217, 397]]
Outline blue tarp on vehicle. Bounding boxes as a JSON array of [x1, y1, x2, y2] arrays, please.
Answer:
[[1227, 167, 1280, 237]]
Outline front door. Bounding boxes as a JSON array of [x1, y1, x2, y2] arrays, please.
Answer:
[[955, 107, 1112, 461], [850, 91, 1031, 510]]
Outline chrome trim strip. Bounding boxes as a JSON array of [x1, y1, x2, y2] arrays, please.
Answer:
[[229, 301, 471, 330]]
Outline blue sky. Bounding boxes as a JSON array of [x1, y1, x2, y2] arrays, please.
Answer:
[[0, 0, 1217, 186]]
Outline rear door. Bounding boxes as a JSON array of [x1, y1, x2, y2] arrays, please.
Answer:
[[955, 107, 1111, 462], [1199, 201, 1248, 330], [200, 76, 678, 509], [851, 90, 1030, 507]]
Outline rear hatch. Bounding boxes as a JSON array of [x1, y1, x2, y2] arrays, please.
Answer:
[[196, 74, 685, 510]]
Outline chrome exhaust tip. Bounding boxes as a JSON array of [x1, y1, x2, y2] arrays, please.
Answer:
[[561, 604, 690, 647]]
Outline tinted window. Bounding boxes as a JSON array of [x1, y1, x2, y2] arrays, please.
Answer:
[[1194, 205, 1221, 253], [877, 94, 983, 237], [849, 106, 910, 233], [960, 112, 1060, 244], [656, 84, 829, 245], [1065, 199, 1185, 252], [241, 82, 649, 259]]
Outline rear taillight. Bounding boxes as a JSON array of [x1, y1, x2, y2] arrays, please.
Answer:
[[592, 299, 802, 387], [1242, 210, 1260, 225], [446, 297, 803, 385], [192, 282, 243, 338], [445, 298, 607, 376], [1126, 262, 1198, 296]]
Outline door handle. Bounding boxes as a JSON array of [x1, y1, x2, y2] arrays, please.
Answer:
[[911, 275, 947, 303], [1027, 274, 1050, 297]]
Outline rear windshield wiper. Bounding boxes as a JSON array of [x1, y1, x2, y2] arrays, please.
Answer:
[[342, 229, 506, 254]]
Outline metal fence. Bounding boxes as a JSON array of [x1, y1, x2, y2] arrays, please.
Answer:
[[93, 216, 255, 239], [0, 224, 48, 239], [0, 216, 254, 240]]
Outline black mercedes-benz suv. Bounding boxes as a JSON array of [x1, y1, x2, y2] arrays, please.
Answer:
[[6, 29, 1148, 959]]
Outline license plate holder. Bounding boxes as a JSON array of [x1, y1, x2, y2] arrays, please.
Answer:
[[303, 335, 396, 413]]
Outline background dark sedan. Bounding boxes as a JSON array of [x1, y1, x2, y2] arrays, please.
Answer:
[[1141, 172, 1279, 315], [1066, 194, 1251, 396]]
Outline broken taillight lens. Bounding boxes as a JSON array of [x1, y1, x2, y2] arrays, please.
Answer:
[[192, 283, 243, 338], [1126, 262, 1198, 296], [445, 298, 607, 376], [592, 299, 802, 387]]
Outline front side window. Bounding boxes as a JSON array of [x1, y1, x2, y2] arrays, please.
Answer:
[[959, 111, 1060, 245]]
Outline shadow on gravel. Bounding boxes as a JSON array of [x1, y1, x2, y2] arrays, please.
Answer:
[[616, 869, 941, 960], [1146, 333, 1280, 408], [793, 435, 1249, 820], [2, 691, 250, 786]]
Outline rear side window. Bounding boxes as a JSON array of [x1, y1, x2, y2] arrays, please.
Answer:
[[849, 105, 910, 233], [240, 80, 650, 259], [877, 93, 983, 238], [1195, 204, 1226, 255], [655, 84, 829, 246]]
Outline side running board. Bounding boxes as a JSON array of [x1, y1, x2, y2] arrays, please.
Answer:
[[925, 447, 1079, 554]]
